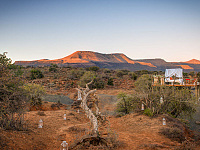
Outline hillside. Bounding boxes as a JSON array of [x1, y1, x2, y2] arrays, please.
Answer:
[[184, 59, 200, 64], [14, 51, 200, 72]]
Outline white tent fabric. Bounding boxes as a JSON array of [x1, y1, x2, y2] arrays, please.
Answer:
[[165, 68, 183, 84]]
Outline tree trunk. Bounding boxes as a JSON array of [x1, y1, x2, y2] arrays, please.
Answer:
[[76, 81, 99, 134]]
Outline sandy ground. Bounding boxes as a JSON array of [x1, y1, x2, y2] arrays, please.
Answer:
[[1, 108, 200, 150]]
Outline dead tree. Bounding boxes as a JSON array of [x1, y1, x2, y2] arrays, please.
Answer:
[[75, 80, 99, 135]]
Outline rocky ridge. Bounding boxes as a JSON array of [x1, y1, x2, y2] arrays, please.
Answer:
[[15, 51, 200, 72]]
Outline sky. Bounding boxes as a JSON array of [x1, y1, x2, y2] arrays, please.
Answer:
[[0, 0, 200, 63]]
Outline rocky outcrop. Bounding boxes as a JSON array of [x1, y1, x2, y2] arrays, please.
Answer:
[[14, 51, 200, 72]]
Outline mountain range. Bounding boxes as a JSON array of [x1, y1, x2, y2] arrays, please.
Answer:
[[14, 51, 200, 72]]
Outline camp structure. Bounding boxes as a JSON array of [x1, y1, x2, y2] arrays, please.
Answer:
[[153, 68, 200, 100], [165, 68, 183, 85]]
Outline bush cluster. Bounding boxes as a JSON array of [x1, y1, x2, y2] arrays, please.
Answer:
[[30, 69, 44, 79], [116, 74, 197, 119], [49, 63, 58, 72]]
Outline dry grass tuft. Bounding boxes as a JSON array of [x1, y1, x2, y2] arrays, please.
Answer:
[[160, 127, 185, 143], [37, 111, 46, 116]]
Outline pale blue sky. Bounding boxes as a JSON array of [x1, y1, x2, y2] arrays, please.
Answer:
[[0, 0, 200, 63]]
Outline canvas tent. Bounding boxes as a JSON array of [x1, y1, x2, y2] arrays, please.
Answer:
[[165, 68, 183, 84]]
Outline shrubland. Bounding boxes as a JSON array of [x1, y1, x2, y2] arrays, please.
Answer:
[[0, 53, 46, 130], [1, 52, 200, 149], [1, 52, 200, 128], [116, 74, 197, 120]]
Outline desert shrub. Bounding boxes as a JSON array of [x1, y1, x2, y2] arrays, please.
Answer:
[[115, 74, 197, 119], [116, 70, 130, 78], [86, 66, 100, 72], [116, 71, 124, 78], [143, 108, 154, 117], [107, 77, 114, 86], [49, 63, 58, 72], [24, 83, 46, 109], [100, 72, 110, 79], [128, 72, 137, 80], [105, 131, 122, 149], [30, 69, 44, 79], [135, 70, 149, 76], [120, 69, 130, 75], [116, 92, 141, 115], [67, 68, 85, 80], [134, 74, 152, 92], [8, 64, 24, 77], [78, 71, 104, 89], [0, 87, 28, 130], [51, 103, 60, 110], [78, 71, 95, 87], [37, 111, 46, 116], [160, 127, 185, 143], [0, 52, 29, 130], [133, 74, 196, 118], [14, 68, 24, 77], [0, 52, 12, 69], [116, 93, 133, 114], [68, 126, 85, 133], [104, 68, 111, 73], [90, 77, 104, 89]]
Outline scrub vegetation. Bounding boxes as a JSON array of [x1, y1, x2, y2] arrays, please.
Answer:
[[1, 52, 200, 149]]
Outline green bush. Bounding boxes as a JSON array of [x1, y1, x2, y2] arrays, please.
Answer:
[[115, 74, 197, 119], [78, 71, 95, 87], [104, 68, 111, 73], [116, 69, 130, 78], [24, 83, 45, 108], [30, 69, 44, 79], [78, 71, 104, 89], [120, 69, 130, 75], [116, 93, 132, 114], [67, 68, 85, 80], [128, 72, 137, 80], [143, 108, 154, 117], [91, 77, 104, 89], [49, 63, 58, 72], [0, 52, 29, 130], [107, 77, 114, 86], [14, 68, 24, 77], [135, 70, 149, 76], [86, 66, 100, 72], [116, 71, 124, 78], [134, 74, 196, 118]]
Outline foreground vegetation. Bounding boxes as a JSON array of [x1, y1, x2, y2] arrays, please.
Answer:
[[0, 53, 45, 130]]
